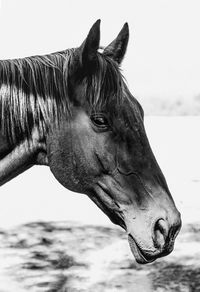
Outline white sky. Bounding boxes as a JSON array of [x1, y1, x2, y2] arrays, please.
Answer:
[[0, 0, 200, 100]]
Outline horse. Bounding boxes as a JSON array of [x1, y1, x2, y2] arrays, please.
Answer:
[[0, 20, 181, 264]]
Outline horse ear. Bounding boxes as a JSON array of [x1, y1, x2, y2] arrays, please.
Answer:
[[79, 19, 101, 66], [103, 23, 129, 64]]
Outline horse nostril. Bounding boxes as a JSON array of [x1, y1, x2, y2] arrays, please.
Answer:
[[153, 219, 168, 249]]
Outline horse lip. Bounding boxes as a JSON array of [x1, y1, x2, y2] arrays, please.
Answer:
[[128, 234, 156, 264]]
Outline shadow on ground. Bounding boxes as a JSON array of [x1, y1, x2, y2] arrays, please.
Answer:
[[0, 221, 199, 292]]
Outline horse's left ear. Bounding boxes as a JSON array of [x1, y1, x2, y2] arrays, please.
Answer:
[[103, 23, 129, 64], [79, 19, 100, 67]]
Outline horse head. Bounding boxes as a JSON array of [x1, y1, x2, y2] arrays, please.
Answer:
[[47, 20, 181, 264]]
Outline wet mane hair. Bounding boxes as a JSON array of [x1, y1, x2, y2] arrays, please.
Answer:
[[0, 48, 142, 143]]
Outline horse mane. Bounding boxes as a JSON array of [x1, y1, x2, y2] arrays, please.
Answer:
[[0, 49, 75, 143], [0, 47, 141, 144]]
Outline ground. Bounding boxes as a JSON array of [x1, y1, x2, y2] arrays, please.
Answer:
[[0, 117, 200, 291], [0, 222, 200, 292]]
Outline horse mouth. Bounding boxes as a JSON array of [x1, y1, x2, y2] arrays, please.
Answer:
[[128, 234, 155, 264]]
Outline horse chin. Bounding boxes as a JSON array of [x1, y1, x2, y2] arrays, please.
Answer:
[[128, 235, 155, 264]]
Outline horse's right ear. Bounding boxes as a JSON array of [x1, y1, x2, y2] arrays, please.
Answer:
[[103, 23, 129, 64], [79, 19, 100, 67]]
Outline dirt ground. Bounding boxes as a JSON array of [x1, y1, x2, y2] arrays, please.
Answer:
[[0, 221, 199, 292]]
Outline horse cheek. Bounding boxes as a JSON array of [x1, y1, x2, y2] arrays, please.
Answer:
[[46, 127, 84, 193]]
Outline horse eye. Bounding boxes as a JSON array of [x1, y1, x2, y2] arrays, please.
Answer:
[[90, 115, 109, 129]]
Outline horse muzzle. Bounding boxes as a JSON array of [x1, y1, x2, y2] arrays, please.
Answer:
[[127, 215, 182, 264]]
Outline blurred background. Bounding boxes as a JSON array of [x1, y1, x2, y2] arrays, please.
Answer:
[[0, 1, 200, 291]]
